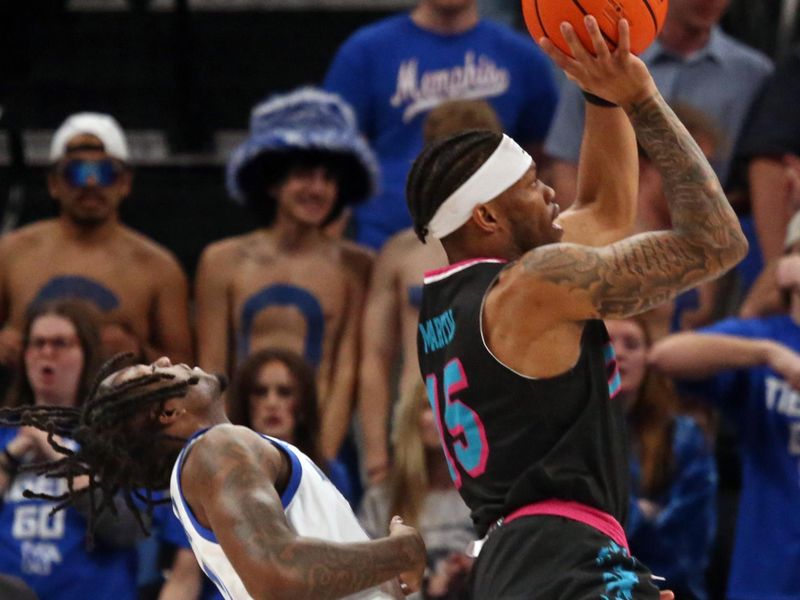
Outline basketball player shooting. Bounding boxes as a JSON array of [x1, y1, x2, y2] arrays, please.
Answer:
[[408, 16, 746, 599], [0, 354, 425, 599]]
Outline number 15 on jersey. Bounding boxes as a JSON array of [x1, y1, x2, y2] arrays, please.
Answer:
[[425, 358, 489, 489]]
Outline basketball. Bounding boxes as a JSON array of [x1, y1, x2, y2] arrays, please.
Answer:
[[521, 0, 669, 56]]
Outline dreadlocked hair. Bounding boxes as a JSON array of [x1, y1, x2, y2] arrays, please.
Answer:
[[0, 353, 200, 547], [406, 129, 502, 242]]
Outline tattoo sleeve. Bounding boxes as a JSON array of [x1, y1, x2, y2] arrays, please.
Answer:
[[524, 92, 748, 319], [198, 434, 422, 599]]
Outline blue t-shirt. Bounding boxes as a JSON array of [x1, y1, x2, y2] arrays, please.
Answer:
[[627, 416, 717, 600], [683, 316, 800, 600], [325, 14, 558, 249], [0, 428, 137, 600]]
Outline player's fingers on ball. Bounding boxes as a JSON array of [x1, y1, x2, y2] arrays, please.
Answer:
[[560, 22, 590, 62], [539, 38, 578, 72], [584, 15, 610, 59], [616, 18, 631, 57], [538, 37, 564, 61]]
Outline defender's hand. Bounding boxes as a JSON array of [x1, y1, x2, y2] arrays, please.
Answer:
[[539, 16, 656, 109], [389, 516, 426, 595]]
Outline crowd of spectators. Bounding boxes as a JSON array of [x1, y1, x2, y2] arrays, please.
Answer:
[[0, 0, 799, 599]]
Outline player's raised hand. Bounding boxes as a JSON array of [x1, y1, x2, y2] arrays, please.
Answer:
[[389, 515, 426, 595], [539, 16, 655, 109]]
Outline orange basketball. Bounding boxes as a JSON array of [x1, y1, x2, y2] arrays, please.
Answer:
[[521, 0, 669, 56]]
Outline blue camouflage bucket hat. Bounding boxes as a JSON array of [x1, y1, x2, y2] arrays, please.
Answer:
[[226, 87, 379, 225]]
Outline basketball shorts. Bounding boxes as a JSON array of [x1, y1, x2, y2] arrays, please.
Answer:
[[469, 515, 662, 599]]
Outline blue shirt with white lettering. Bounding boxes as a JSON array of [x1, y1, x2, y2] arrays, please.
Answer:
[[0, 428, 137, 600], [684, 315, 800, 600], [324, 14, 558, 249]]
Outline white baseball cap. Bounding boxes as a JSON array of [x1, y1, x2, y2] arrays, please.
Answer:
[[50, 112, 130, 163]]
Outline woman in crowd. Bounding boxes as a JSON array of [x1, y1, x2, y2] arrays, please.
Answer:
[[359, 382, 475, 600], [606, 317, 717, 600], [227, 347, 353, 502], [0, 300, 142, 600]]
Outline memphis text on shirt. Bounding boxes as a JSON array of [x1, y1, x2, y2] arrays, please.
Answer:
[[390, 52, 510, 123]]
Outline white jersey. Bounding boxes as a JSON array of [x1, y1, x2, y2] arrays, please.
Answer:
[[170, 427, 393, 600]]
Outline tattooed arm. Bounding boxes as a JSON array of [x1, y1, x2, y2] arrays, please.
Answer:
[[511, 162, 746, 320], [509, 18, 747, 318], [182, 425, 425, 600], [483, 19, 747, 377]]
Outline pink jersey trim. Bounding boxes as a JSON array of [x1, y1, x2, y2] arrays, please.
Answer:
[[504, 499, 629, 552], [424, 258, 507, 284]]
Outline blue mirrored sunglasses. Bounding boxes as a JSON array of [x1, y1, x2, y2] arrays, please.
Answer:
[[61, 159, 120, 187]]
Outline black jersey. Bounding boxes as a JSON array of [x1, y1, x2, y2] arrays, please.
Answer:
[[417, 259, 629, 537]]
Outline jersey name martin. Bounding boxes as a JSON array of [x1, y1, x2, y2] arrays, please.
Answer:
[[419, 308, 456, 354]]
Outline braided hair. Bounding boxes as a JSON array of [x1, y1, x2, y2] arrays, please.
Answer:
[[0, 353, 200, 544], [406, 130, 502, 242]]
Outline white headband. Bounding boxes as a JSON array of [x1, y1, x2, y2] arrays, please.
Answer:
[[426, 134, 532, 240]]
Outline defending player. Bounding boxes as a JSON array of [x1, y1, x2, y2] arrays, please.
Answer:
[[0, 355, 425, 599], [408, 17, 747, 599]]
